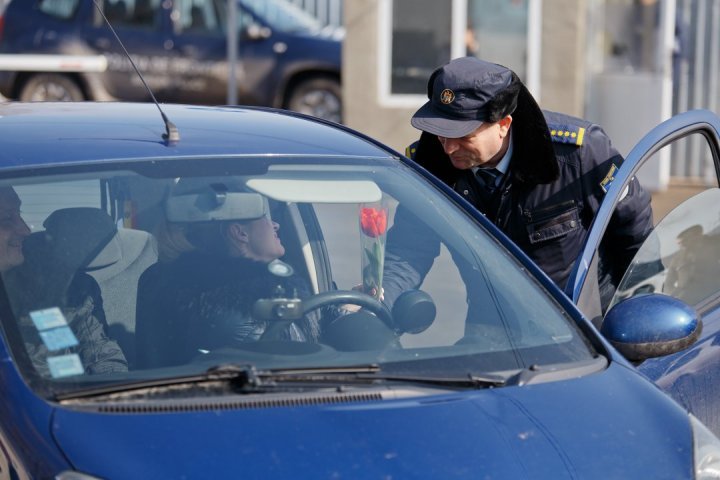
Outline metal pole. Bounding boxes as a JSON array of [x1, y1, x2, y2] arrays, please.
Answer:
[[526, 0, 542, 101], [689, 0, 706, 178], [227, 0, 238, 105]]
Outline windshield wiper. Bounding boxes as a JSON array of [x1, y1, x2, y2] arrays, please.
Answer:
[[204, 363, 509, 389], [55, 363, 507, 401], [55, 363, 384, 401]]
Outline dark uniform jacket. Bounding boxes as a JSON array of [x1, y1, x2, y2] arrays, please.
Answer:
[[392, 109, 653, 315]]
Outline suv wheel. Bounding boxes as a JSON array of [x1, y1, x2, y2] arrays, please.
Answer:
[[19, 74, 85, 102], [286, 77, 342, 124]]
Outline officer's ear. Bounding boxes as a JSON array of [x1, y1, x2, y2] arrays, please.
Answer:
[[498, 115, 512, 136]]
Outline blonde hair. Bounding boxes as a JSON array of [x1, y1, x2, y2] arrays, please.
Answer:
[[154, 220, 195, 262]]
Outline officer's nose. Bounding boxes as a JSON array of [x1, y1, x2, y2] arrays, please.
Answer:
[[438, 136, 459, 155]]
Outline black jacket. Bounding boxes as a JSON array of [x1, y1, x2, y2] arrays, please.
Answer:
[[135, 252, 323, 368], [396, 107, 653, 313]]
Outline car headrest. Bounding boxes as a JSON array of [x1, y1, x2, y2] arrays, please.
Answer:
[[43, 207, 122, 269]]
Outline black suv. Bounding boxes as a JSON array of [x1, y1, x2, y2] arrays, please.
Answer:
[[0, 0, 343, 122]]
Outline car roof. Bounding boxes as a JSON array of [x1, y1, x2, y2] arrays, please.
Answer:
[[0, 102, 395, 172]]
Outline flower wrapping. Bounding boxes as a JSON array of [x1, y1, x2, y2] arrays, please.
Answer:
[[359, 204, 388, 299]]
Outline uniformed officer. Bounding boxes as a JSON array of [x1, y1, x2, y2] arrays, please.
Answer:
[[384, 57, 653, 316]]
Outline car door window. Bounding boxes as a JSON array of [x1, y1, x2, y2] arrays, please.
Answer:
[[101, 0, 160, 28], [14, 180, 102, 231], [611, 188, 720, 309], [574, 126, 720, 321], [38, 0, 81, 19], [176, 0, 222, 34]]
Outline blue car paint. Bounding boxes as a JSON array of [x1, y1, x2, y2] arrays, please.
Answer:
[[0, 104, 383, 167], [0, 102, 711, 478], [601, 294, 699, 343], [49, 363, 692, 479]]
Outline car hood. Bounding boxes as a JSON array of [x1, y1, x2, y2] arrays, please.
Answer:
[[52, 363, 691, 479]]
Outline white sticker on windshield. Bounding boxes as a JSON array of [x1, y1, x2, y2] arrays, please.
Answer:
[[29, 307, 68, 330], [39, 326, 79, 351], [47, 354, 84, 378]]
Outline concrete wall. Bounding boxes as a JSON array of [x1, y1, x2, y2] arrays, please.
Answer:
[[343, 1, 417, 153], [343, 0, 590, 153], [539, 0, 588, 116]]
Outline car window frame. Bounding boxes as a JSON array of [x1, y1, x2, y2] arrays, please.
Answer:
[[567, 109, 720, 314]]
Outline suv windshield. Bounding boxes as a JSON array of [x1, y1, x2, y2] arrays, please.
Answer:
[[0, 156, 596, 397], [239, 0, 322, 33]]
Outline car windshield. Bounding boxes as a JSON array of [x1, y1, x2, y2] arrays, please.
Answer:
[[0, 156, 596, 397], [239, 0, 322, 34]]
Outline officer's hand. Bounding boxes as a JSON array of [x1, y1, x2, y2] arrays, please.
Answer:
[[341, 284, 384, 312]]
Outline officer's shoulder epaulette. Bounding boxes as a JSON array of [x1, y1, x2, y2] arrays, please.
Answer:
[[405, 140, 419, 159], [547, 122, 586, 146]]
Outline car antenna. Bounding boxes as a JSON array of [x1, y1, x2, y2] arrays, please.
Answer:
[[91, 0, 180, 145]]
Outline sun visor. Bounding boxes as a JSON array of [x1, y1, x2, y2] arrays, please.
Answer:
[[166, 192, 269, 223], [246, 179, 382, 203]]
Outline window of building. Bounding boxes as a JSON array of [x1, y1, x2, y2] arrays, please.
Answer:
[[380, 0, 533, 105]]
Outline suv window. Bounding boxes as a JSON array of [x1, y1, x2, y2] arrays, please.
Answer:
[[242, 0, 322, 33], [38, 0, 80, 19], [177, 0, 223, 34], [100, 0, 161, 28]]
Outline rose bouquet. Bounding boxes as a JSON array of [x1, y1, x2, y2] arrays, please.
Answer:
[[359, 204, 388, 299]]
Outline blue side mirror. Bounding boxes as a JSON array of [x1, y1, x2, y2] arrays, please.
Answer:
[[601, 293, 701, 361]]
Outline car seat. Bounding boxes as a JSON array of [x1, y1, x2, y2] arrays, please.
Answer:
[[31, 208, 158, 367]]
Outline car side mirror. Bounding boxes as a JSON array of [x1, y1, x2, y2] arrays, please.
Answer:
[[600, 293, 701, 361], [391, 289, 436, 334]]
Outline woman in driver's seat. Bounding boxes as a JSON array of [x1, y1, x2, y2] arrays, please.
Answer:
[[135, 210, 329, 368]]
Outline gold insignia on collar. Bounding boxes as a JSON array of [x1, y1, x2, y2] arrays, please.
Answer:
[[600, 163, 618, 193], [440, 89, 455, 104]]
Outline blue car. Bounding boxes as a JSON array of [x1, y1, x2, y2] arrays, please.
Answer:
[[0, 101, 718, 479], [0, 0, 342, 121]]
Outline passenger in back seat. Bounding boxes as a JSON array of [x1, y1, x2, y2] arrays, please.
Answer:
[[0, 190, 128, 377]]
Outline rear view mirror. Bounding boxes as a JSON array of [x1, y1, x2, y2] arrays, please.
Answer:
[[166, 190, 269, 223]]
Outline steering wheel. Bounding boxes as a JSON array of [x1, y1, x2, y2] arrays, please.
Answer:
[[302, 290, 393, 327]]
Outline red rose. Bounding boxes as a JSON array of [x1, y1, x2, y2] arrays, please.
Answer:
[[360, 207, 388, 238]]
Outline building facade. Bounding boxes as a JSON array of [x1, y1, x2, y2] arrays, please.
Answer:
[[343, 0, 719, 191]]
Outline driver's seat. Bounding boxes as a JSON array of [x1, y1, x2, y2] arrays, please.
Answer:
[[134, 261, 184, 369]]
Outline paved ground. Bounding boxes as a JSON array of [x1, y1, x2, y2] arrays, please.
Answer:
[[651, 182, 707, 223]]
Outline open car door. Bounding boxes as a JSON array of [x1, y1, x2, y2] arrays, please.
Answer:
[[565, 108, 720, 435]]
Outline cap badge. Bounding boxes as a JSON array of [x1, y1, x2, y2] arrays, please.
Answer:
[[440, 89, 455, 104]]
